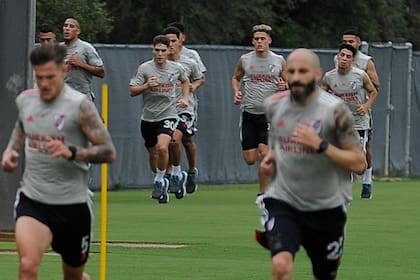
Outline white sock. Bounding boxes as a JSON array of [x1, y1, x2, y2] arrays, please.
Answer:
[[155, 169, 166, 183], [362, 167, 372, 184], [172, 165, 181, 178]]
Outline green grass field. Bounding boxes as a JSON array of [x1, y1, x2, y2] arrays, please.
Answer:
[[1, 180, 419, 279]]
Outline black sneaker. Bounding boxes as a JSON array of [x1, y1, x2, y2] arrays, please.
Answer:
[[361, 183, 372, 199], [186, 168, 198, 194]]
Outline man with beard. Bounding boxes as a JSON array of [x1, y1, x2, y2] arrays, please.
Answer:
[[256, 48, 366, 280], [2, 44, 116, 280], [323, 44, 378, 200], [62, 17, 105, 101], [232, 24, 287, 195]]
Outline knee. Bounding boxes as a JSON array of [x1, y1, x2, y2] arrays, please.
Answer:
[[19, 256, 41, 277], [182, 138, 195, 150], [271, 253, 293, 279], [155, 143, 169, 156]]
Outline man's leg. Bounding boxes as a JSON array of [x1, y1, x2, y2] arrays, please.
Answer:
[[62, 262, 88, 280], [257, 143, 269, 194], [152, 134, 172, 203], [168, 130, 187, 198], [360, 130, 373, 199], [15, 216, 52, 280], [183, 136, 198, 193]]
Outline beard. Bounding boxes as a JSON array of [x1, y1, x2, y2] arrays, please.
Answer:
[[289, 79, 316, 103]]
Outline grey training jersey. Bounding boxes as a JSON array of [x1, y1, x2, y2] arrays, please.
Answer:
[[130, 59, 188, 122], [240, 51, 285, 115], [264, 88, 353, 211], [324, 67, 370, 130], [175, 55, 203, 115], [63, 39, 104, 98], [181, 46, 207, 73], [17, 84, 90, 205]]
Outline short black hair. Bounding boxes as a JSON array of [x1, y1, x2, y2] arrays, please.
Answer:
[[39, 23, 54, 33], [339, 43, 357, 57], [30, 44, 66, 66], [162, 26, 181, 38], [343, 29, 361, 39], [153, 35, 170, 47], [167, 22, 185, 33]]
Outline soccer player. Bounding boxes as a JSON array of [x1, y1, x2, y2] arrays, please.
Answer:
[[62, 17, 105, 101], [324, 44, 378, 200], [167, 22, 207, 190], [257, 48, 366, 280], [336, 30, 380, 198], [2, 44, 116, 280], [129, 35, 189, 203], [162, 26, 205, 195], [231, 24, 287, 194], [38, 23, 56, 45]]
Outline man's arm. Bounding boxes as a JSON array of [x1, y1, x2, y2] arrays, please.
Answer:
[[1, 121, 25, 172], [76, 99, 116, 163], [129, 75, 157, 97], [232, 58, 244, 105], [366, 60, 380, 90], [68, 53, 105, 78], [357, 73, 378, 116], [45, 99, 116, 163], [321, 76, 332, 93], [179, 79, 190, 108], [291, 103, 366, 174]]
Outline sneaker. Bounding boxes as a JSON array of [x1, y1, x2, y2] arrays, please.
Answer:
[[169, 171, 187, 199], [186, 168, 198, 194], [361, 183, 372, 199], [151, 179, 169, 203]]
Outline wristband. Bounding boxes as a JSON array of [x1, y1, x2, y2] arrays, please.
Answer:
[[317, 140, 329, 154], [68, 146, 77, 161]]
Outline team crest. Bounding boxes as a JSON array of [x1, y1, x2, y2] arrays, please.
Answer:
[[310, 119, 322, 133], [167, 73, 176, 83], [54, 114, 65, 130], [268, 64, 275, 73], [350, 81, 358, 90]]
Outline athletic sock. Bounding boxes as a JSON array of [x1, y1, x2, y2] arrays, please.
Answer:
[[155, 169, 166, 183], [362, 167, 372, 184], [172, 165, 181, 178]]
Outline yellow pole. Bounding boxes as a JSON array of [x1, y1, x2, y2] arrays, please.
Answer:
[[100, 84, 109, 280]]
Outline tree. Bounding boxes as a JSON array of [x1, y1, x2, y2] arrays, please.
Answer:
[[36, 0, 113, 43]]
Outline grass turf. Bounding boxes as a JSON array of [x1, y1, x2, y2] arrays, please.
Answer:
[[0, 180, 419, 279]]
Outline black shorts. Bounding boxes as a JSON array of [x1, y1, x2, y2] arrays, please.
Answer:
[[15, 192, 92, 267], [240, 111, 268, 150], [141, 119, 177, 148], [262, 198, 347, 280], [176, 113, 196, 137]]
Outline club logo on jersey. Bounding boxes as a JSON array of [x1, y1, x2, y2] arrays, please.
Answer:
[[54, 114, 65, 130], [277, 119, 285, 127], [167, 73, 176, 83], [310, 119, 322, 133], [350, 81, 358, 90], [268, 64, 275, 73]]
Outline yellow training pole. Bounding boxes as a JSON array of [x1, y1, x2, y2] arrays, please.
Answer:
[[100, 84, 109, 280]]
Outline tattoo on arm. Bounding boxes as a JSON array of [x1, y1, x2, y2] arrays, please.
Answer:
[[6, 121, 25, 151], [78, 99, 116, 163], [334, 103, 360, 147]]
